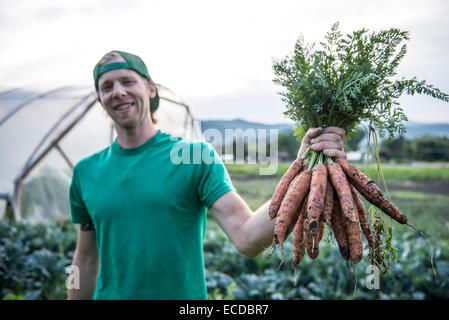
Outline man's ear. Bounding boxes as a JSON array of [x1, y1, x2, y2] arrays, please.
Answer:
[[97, 96, 107, 111], [146, 80, 157, 99]]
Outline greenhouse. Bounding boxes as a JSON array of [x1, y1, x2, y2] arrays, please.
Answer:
[[0, 85, 202, 223]]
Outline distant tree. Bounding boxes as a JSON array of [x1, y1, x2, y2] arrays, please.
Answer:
[[409, 135, 449, 161], [380, 135, 411, 162], [278, 130, 301, 160], [380, 134, 449, 162]]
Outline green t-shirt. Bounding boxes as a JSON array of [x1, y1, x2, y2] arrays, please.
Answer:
[[69, 130, 235, 300]]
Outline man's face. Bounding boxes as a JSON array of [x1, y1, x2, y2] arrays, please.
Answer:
[[97, 58, 156, 130]]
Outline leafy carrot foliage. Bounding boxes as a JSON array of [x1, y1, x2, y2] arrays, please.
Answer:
[[273, 22, 449, 139]]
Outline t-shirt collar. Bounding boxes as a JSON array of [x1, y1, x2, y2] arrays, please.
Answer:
[[111, 130, 161, 156]]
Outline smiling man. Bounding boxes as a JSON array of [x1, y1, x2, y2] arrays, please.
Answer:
[[67, 50, 346, 300]]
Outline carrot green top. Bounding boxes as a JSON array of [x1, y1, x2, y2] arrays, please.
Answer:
[[69, 130, 235, 299]]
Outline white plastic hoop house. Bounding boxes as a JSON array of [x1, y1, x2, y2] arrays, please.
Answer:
[[0, 85, 202, 223]]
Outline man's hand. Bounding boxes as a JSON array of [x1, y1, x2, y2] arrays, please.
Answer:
[[297, 127, 346, 159]]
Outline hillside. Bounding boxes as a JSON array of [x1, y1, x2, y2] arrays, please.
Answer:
[[199, 118, 293, 135], [199, 119, 449, 139], [404, 122, 449, 139]]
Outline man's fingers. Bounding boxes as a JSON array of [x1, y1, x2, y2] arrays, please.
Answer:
[[310, 141, 342, 152], [302, 127, 323, 144], [299, 127, 346, 159], [310, 133, 342, 144], [322, 148, 347, 159], [322, 127, 345, 139]]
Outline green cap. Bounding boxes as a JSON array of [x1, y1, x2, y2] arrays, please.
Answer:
[[93, 50, 160, 112]]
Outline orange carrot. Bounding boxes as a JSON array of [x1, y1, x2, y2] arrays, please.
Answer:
[[322, 177, 334, 225], [336, 158, 408, 224], [274, 169, 312, 246], [346, 219, 363, 263], [327, 162, 358, 223], [293, 196, 307, 268], [350, 185, 375, 250], [305, 163, 328, 236], [331, 197, 350, 261], [327, 164, 363, 264], [269, 158, 304, 219]]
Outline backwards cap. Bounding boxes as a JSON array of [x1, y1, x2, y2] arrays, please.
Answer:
[[93, 50, 160, 112]]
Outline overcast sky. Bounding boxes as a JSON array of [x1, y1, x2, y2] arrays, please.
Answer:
[[1, 0, 448, 124]]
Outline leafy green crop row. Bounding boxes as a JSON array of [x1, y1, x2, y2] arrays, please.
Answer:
[[0, 221, 76, 300], [1, 218, 447, 300]]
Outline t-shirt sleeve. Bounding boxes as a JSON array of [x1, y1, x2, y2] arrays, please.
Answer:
[[196, 142, 236, 208], [69, 164, 93, 225]]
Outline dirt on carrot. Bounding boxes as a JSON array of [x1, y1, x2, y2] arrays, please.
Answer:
[[328, 162, 358, 223], [330, 197, 350, 261], [322, 177, 334, 225], [350, 185, 375, 250], [305, 163, 328, 236]]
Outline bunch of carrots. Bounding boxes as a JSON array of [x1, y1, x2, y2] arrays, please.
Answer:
[[269, 148, 407, 273], [270, 22, 448, 275]]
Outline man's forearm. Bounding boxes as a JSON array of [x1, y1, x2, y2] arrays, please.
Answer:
[[67, 254, 99, 300], [240, 200, 276, 258]]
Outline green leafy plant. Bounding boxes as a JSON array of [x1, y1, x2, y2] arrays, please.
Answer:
[[0, 220, 76, 300], [271, 22, 448, 273], [273, 22, 448, 145]]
